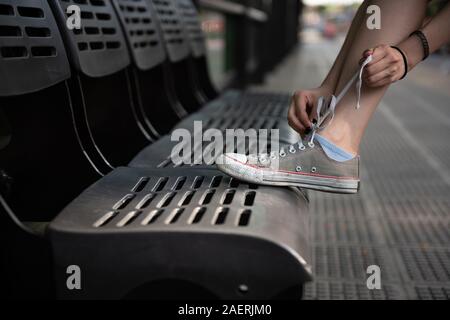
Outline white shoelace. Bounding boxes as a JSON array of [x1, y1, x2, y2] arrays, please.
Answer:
[[279, 54, 373, 157]]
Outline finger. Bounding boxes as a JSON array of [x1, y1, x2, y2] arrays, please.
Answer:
[[363, 48, 374, 58], [288, 113, 306, 135], [366, 65, 398, 83], [309, 101, 318, 122], [368, 45, 388, 65], [364, 59, 390, 77], [293, 104, 309, 133], [371, 75, 396, 88], [288, 104, 306, 134], [293, 93, 313, 129], [306, 95, 319, 122], [365, 72, 393, 88]]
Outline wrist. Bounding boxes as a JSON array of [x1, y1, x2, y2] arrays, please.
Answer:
[[390, 46, 408, 80]]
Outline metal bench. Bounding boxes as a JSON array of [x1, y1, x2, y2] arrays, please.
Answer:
[[0, 0, 312, 299]]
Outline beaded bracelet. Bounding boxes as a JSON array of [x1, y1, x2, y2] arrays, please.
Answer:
[[410, 30, 430, 61]]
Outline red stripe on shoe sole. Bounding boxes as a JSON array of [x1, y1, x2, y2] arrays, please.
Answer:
[[223, 154, 358, 181]]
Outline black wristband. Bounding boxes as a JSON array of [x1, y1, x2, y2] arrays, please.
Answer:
[[390, 46, 408, 80], [410, 30, 430, 60]]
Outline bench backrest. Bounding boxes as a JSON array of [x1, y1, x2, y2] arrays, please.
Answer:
[[0, 0, 100, 220]]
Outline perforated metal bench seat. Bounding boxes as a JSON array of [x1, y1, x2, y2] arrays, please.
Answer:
[[174, 100, 297, 142], [129, 93, 298, 170], [200, 90, 292, 117], [129, 91, 297, 169], [49, 166, 312, 299]]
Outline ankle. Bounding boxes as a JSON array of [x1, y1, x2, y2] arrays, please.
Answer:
[[319, 126, 359, 155]]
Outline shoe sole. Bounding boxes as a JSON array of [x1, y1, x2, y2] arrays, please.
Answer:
[[217, 163, 360, 194]]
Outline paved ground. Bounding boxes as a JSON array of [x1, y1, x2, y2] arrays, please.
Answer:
[[254, 33, 450, 300]]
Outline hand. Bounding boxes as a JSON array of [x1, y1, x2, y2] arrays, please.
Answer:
[[288, 87, 331, 136], [362, 44, 406, 87]]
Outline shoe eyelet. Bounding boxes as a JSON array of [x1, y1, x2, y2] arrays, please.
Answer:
[[280, 151, 286, 157], [270, 155, 277, 160], [300, 145, 306, 151], [308, 142, 315, 148], [296, 166, 302, 172], [289, 146, 296, 154], [311, 167, 317, 173]]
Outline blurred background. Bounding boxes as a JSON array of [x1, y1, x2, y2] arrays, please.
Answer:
[[196, 0, 450, 300], [197, 0, 449, 90]]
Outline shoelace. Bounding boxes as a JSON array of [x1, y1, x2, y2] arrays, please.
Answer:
[[278, 54, 373, 158]]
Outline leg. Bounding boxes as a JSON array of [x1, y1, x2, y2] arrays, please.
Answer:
[[217, 0, 429, 193], [321, 0, 428, 154], [321, 1, 371, 92]]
